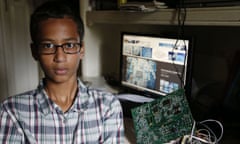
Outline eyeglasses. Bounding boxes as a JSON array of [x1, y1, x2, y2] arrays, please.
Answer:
[[36, 42, 82, 54]]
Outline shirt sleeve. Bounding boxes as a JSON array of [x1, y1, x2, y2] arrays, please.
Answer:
[[0, 103, 23, 143]]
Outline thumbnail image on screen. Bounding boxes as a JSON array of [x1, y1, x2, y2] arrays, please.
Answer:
[[121, 33, 191, 96]]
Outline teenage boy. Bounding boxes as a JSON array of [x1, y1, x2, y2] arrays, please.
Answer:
[[0, 1, 124, 143]]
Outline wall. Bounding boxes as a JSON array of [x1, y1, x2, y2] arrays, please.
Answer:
[[0, 0, 39, 101]]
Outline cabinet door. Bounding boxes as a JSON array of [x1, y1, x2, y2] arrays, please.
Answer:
[[0, 0, 39, 101]]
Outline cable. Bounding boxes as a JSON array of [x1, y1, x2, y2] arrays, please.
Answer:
[[170, 0, 188, 89], [199, 119, 224, 143], [181, 119, 224, 144], [165, 119, 223, 144], [189, 120, 196, 142]]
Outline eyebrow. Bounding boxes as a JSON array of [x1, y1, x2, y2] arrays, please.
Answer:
[[38, 37, 79, 43]]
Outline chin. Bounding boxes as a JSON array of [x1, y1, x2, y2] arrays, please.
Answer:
[[46, 75, 73, 84]]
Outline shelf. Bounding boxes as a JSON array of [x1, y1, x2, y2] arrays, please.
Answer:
[[86, 6, 240, 26]]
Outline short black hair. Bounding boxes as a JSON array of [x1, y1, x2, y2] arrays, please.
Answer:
[[30, 0, 84, 43]]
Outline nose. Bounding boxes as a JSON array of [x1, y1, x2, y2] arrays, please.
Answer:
[[53, 46, 66, 62]]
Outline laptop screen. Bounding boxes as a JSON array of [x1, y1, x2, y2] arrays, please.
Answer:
[[120, 32, 193, 98]]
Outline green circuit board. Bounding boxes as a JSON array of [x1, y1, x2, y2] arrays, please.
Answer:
[[131, 89, 194, 144]]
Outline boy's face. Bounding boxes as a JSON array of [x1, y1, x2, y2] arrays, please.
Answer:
[[31, 18, 84, 83]]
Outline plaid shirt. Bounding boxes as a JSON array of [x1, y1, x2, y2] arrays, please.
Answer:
[[0, 78, 124, 144]]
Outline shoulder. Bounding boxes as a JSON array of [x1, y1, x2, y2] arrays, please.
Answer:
[[77, 78, 122, 113], [88, 88, 119, 103], [78, 78, 118, 102], [86, 88, 122, 111], [1, 89, 38, 114]]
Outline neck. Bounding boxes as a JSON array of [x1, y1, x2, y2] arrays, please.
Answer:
[[44, 78, 78, 112]]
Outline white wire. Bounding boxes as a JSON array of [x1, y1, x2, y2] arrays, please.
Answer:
[[189, 120, 196, 142], [191, 135, 214, 144], [184, 119, 223, 144], [199, 119, 224, 142]]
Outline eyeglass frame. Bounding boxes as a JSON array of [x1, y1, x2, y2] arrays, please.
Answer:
[[34, 42, 82, 55]]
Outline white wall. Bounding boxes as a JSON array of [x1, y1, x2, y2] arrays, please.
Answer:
[[0, 0, 39, 101], [80, 1, 102, 77]]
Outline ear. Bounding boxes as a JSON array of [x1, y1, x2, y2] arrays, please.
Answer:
[[79, 41, 85, 59], [31, 43, 39, 61]]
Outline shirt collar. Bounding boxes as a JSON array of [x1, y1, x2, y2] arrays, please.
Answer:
[[37, 78, 90, 115]]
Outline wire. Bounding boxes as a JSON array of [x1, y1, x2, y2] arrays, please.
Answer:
[[183, 119, 224, 144], [189, 120, 196, 142], [199, 119, 224, 143], [170, 0, 188, 89]]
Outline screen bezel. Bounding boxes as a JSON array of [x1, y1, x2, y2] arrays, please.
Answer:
[[119, 32, 194, 99]]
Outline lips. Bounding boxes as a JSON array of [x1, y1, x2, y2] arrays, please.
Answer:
[[54, 68, 67, 75]]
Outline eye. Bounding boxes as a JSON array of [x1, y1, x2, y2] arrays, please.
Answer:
[[64, 43, 75, 49], [41, 43, 54, 49]]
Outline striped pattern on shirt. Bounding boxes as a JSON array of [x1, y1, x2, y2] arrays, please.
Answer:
[[0, 78, 124, 143]]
